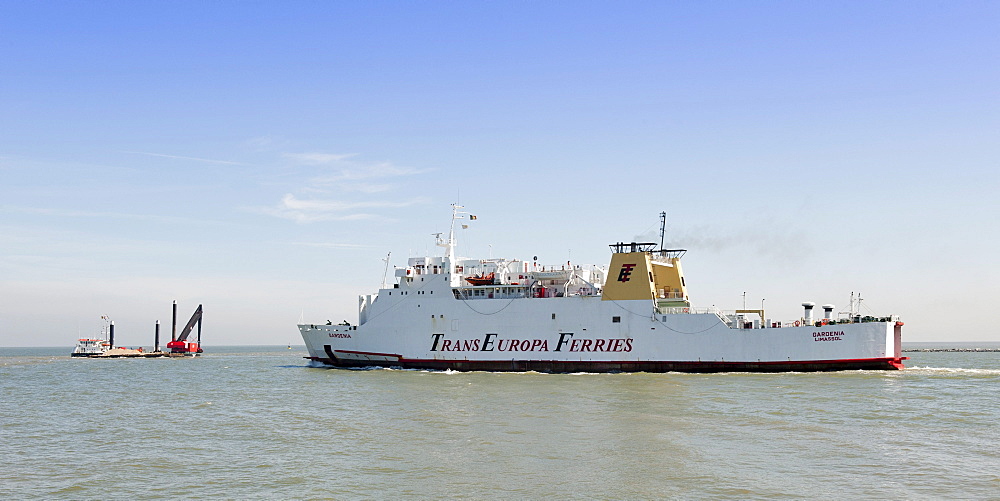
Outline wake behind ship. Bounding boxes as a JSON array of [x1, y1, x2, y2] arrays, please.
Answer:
[[299, 207, 905, 372]]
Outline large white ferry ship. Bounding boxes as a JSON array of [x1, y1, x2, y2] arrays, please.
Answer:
[[299, 206, 906, 372]]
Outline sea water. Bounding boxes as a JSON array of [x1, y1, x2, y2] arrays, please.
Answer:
[[1, 344, 998, 499]]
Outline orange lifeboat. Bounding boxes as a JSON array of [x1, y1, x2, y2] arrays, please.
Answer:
[[465, 272, 496, 286]]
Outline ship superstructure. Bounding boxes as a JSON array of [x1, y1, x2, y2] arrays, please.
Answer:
[[72, 338, 111, 357], [299, 206, 905, 372]]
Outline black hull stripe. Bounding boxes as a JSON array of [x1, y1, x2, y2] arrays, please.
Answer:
[[323, 344, 340, 364]]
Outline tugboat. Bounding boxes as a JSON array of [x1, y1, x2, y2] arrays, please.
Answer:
[[72, 338, 111, 357], [71, 316, 113, 357], [298, 206, 906, 373]]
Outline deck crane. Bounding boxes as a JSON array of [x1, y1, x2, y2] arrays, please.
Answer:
[[167, 302, 204, 354]]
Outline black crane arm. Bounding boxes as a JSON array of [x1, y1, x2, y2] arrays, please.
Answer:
[[175, 305, 203, 343]]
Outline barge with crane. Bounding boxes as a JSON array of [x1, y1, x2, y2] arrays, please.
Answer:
[[72, 302, 204, 358]]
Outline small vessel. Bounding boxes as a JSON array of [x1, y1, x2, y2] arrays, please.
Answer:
[[72, 338, 111, 357], [299, 206, 906, 373], [71, 317, 151, 357], [72, 316, 113, 357]]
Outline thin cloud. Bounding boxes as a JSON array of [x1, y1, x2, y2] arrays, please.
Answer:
[[2, 205, 212, 225], [245, 135, 291, 151], [257, 194, 428, 223], [288, 242, 374, 249], [260, 152, 434, 223], [313, 162, 430, 184], [283, 152, 358, 165], [124, 151, 246, 165], [317, 182, 392, 194], [253, 206, 377, 223], [279, 194, 417, 212], [282, 152, 432, 184]]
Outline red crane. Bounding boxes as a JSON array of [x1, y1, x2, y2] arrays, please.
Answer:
[[167, 304, 203, 354]]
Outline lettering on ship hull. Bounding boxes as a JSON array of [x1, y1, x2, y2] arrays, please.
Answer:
[[813, 331, 845, 342], [430, 333, 633, 353]]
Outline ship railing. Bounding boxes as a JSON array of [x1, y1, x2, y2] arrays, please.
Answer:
[[453, 283, 607, 300], [453, 286, 532, 300], [657, 305, 720, 314], [769, 314, 901, 328], [719, 314, 905, 329], [656, 305, 731, 323], [656, 306, 901, 329], [649, 249, 687, 263]]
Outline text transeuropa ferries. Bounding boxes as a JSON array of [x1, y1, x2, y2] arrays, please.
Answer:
[[299, 206, 906, 373]]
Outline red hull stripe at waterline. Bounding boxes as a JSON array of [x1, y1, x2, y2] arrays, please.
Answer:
[[306, 356, 907, 373]]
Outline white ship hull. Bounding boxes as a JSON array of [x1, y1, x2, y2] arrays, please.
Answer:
[[300, 283, 904, 373], [299, 207, 905, 373]]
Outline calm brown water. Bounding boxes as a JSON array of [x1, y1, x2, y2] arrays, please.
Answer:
[[2, 344, 998, 499]]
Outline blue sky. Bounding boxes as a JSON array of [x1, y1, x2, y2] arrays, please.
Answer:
[[2, 1, 997, 346]]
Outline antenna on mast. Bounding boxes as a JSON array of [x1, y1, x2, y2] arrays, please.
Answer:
[[436, 204, 465, 285], [380, 252, 392, 289], [659, 211, 667, 250]]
